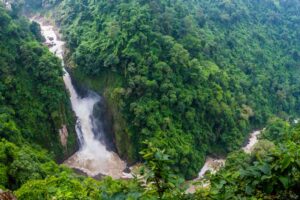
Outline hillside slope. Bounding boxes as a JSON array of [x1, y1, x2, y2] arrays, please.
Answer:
[[0, 4, 77, 161], [42, 0, 300, 178], [0, 1, 299, 199]]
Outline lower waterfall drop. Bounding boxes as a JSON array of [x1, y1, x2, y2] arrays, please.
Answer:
[[36, 18, 126, 178]]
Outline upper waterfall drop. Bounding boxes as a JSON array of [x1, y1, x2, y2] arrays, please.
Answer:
[[36, 18, 126, 178]]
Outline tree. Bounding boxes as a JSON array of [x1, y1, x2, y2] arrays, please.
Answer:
[[139, 141, 184, 199]]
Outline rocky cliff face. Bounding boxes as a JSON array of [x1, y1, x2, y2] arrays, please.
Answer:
[[59, 124, 68, 147], [67, 69, 134, 163], [93, 99, 115, 151], [0, 190, 17, 200]]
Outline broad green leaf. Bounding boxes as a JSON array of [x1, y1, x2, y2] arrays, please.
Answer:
[[281, 156, 291, 171], [279, 176, 289, 189]]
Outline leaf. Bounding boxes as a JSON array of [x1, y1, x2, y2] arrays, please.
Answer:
[[281, 156, 291, 171], [259, 163, 271, 175], [261, 175, 272, 181], [279, 176, 289, 189], [265, 183, 274, 193], [245, 185, 253, 195], [295, 159, 300, 168]]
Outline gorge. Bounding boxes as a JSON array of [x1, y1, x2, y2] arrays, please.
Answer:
[[35, 16, 266, 181], [34, 16, 265, 182], [1, 1, 300, 199]]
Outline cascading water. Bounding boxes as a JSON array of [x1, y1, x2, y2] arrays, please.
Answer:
[[35, 18, 126, 178]]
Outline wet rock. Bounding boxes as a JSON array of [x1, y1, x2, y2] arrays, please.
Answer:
[[59, 124, 68, 147], [66, 69, 89, 98], [72, 168, 106, 180], [93, 173, 106, 180], [0, 190, 17, 200], [93, 98, 116, 152], [72, 168, 89, 176], [123, 166, 131, 173], [45, 42, 55, 48]]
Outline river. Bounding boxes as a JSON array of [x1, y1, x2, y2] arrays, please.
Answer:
[[33, 17, 127, 179], [198, 130, 262, 179], [186, 129, 262, 193]]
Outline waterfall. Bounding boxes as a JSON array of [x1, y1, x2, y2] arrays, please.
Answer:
[[36, 19, 126, 178]]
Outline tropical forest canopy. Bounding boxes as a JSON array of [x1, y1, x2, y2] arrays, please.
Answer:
[[0, 0, 299, 199], [53, 0, 300, 179], [0, 2, 77, 161]]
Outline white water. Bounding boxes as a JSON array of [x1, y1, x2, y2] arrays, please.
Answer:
[[185, 129, 262, 193], [196, 130, 262, 179], [242, 130, 261, 153], [197, 130, 261, 179], [198, 157, 225, 178], [36, 18, 126, 178]]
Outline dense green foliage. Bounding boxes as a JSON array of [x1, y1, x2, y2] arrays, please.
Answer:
[[16, 171, 149, 200], [14, 140, 190, 200], [0, 139, 62, 190], [47, 0, 300, 178], [7, 114, 300, 199], [0, 5, 153, 199], [139, 141, 184, 199], [0, 4, 77, 161], [0, 139, 154, 199], [195, 120, 300, 199], [1, 0, 300, 199]]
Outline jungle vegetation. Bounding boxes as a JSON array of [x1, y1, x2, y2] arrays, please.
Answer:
[[53, 0, 300, 179], [0, 3, 77, 161], [0, 0, 299, 199]]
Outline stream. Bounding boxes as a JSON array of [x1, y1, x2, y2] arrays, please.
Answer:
[[34, 17, 127, 179], [186, 129, 262, 193], [198, 130, 262, 179]]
